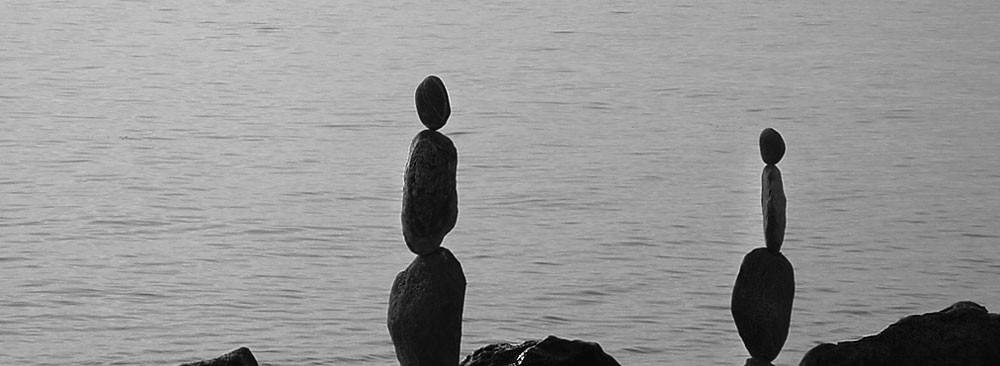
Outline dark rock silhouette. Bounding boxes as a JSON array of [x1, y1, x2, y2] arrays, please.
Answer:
[[392, 77, 465, 366], [460, 336, 622, 366], [761, 165, 786, 253], [732, 128, 795, 364], [743, 356, 776, 366], [416, 75, 451, 131], [402, 129, 458, 255], [732, 248, 795, 362], [799, 301, 1000, 366], [461, 339, 539, 366], [178, 347, 258, 366], [388, 247, 467, 366], [759, 128, 785, 165]]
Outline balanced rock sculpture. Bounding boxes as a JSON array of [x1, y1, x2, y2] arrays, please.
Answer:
[[389, 75, 466, 366], [731, 128, 795, 365], [759, 128, 786, 252], [401, 76, 459, 256]]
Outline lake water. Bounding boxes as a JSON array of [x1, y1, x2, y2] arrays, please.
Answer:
[[2, 0, 999, 365]]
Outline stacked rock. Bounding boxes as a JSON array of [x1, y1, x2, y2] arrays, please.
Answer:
[[388, 75, 467, 366], [731, 128, 795, 366]]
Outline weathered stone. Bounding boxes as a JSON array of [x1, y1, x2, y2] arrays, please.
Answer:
[[416, 75, 451, 131], [178, 347, 258, 366], [732, 247, 795, 362], [460, 336, 621, 366], [800, 301, 1000, 366], [460, 339, 539, 366], [402, 129, 458, 255], [518, 336, 623, 366], [759, 128, 785, 165], [762, 165, 786, 253], [388, 247, 466, 366]]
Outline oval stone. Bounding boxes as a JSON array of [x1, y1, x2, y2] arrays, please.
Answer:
[[388, 247, 466, 366], [402, 130, 458, 255], [731, 247, 795, 362], [759, 128, 785, 165], [415, 75, 451, 131]]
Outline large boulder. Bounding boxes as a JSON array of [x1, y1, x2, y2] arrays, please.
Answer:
[[401, 129, 459, 255], [388, 247, 467, 366], [178, 347, 258, 366], [460, 336, 621, 366], [800, 301, 1000, 366], [731, 247, 795, 362]]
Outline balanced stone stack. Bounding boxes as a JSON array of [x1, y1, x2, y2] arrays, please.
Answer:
[[731, 128, 796, 366], [388, 75, 467, 366]]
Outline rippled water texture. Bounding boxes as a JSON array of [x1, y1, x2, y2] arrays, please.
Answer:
[[2, 0, 999, 365]]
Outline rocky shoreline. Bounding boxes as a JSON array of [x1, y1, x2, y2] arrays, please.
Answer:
[[179, 78, 999, 366], [181, 301, 1000, 366], [800, 301, 1000, 366]]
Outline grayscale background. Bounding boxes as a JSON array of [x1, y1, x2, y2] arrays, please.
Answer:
[[2, 0, 999, 365]]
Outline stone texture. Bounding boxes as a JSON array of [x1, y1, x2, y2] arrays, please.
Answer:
[[799, 301, 1000, 366], [759, 128, 785, 165], [460, 339, 539, 366], [518, 336, 623, 366], [761, 165, 786, 253], [732, 247, 795, 362], [416, 75, 451, 131], [388, 247, 467, 366], [460, 336, 621, 366], [402, 129, 458, 255], [178, 347, 258, 366]]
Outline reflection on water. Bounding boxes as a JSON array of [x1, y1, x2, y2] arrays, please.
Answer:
[[2, 0, 1000, 365]]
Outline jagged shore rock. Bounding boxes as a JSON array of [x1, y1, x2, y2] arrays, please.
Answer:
[[178, 347, 258, 366], [800, 301, 1000, 366], [388, 247, 467, 366], [461, 339, 540, 366], [461, 336, 621, 366]]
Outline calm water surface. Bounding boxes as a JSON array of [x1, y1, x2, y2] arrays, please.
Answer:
[[2, 1, 999, 365]]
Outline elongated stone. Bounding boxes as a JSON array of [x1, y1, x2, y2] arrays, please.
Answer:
[[762, 165, 786, 253], [759, 128, 785, 165], [402, 129, 458, 255], [416, 75, 451, 131], [388, 247, 466, 366], [731, 247, 795, 362]]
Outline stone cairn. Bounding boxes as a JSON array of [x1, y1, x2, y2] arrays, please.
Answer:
[[388, 75, 467, 366], [731, 128, 795, 366]]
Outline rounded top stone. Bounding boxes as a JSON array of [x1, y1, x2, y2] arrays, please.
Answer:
[[759, 128, 785, 165], [415, 75, 451, 131]]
